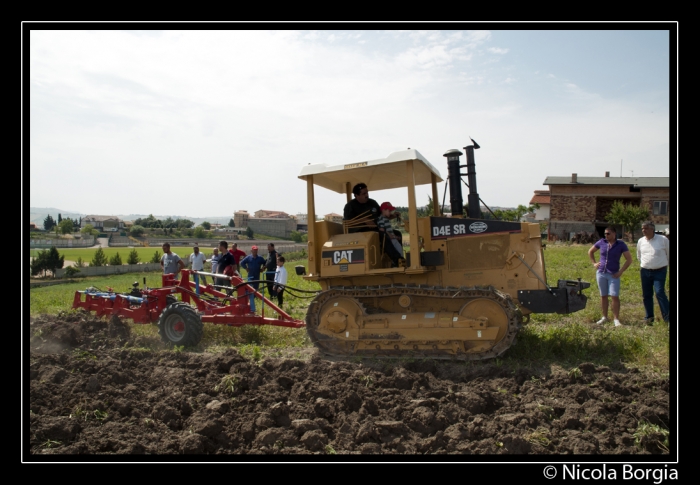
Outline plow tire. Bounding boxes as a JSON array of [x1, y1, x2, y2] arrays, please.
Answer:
[[158, 302, 203, 347]]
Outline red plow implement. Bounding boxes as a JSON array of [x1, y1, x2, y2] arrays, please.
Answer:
[[72, 269, 305, 346]]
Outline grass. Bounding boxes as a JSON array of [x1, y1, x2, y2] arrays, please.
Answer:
[[29, 245, 671, 372], [214, 374, 240, 395], [633, 421, 669, 452]]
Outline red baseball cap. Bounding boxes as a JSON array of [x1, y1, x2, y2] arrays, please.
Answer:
[[251, 245, 258, 250], [380, 202, 395, 211]]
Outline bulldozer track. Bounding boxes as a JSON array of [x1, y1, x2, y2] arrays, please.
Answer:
[[305, 285, 523, 361]]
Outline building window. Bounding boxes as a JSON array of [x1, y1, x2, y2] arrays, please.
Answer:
[[653, 201, 667, 216]]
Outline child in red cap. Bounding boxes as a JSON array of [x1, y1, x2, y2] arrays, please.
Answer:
[[379, 202, 404, 262]]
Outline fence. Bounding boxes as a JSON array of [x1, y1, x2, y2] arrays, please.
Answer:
[[109, 236, 139, 247], [145, 239, 306, 255], [30, 236, 95, 248], [54, 263, 162, 278]]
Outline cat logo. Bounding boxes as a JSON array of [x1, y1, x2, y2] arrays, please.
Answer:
[[322, 249, 365, 265], [334, 250, 354, 264]]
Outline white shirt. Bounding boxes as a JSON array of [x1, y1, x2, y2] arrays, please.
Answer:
[[274, 265, 288, 286], [636, 234, 670, 269], [189, 252, 207, 271]]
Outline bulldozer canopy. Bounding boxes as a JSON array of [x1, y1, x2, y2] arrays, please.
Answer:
[[298, 149, 443, 194]]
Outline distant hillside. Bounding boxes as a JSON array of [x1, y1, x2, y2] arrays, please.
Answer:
[[29, 208, 234, 228]]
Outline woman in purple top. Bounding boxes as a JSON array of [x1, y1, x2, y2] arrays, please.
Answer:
[[588, 226, 632, 326]]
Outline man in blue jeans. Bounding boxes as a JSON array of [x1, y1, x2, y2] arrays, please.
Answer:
[[240, 245, 266, 313], [588, 226, 632, 326], [637, 221, 670, 324]]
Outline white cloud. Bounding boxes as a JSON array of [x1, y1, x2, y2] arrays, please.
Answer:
[[487, 47, 509, 54]]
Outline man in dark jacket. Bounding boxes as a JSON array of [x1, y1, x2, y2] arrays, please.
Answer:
[[216, 240, 236, 287], [264, 243, 279, 298], [343, 183, 381, 233]]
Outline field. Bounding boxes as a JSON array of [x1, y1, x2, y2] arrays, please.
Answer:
[[27, 245, 673, 456]]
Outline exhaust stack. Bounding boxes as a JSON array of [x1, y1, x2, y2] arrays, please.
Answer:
[[463, 139, 482, 219], [443, 149, 464, 217], [443, 139, 482, 219]]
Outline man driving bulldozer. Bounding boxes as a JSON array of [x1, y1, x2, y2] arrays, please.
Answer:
[[343, 182, 403, 266]]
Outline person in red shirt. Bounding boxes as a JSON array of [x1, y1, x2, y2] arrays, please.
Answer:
[[228, 242, 246, 266]]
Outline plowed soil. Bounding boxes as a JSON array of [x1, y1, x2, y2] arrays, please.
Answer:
[[27, 313, 670, 456]]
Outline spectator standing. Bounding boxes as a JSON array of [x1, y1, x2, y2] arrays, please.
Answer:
[[210, 247, 220, 275], [588, 227, 632, 326], [273, 256, 288, 308], [160, 243, 185, 275], [240, 245, 266, 312], [229, 243, 246, 266], [189, 244, 207, 285], [637, 221, 670, 324], [264, 243, 279, 297], [216, 240, 236, 287]]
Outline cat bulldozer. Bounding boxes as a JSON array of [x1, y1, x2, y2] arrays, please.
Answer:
[[297, 140, 590, 360]]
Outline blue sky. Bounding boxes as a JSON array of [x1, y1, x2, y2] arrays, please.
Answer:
[[27, 28, 673, 219]]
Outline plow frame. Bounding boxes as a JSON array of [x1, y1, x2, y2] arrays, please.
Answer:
[[72, 269, 305, 329]]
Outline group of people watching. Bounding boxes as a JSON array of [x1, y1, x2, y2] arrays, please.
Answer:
[[343, 182, 405, 267], [588, 221, 670, 326], [159, 241, 288, 311]]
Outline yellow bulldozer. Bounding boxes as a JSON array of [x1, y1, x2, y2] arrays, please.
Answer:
[[297, 140, 590, 360]]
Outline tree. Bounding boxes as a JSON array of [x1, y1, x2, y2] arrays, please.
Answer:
[[109, 252, 123, 265], [201, 221, 211, 230], [127, 248, 140, 265], [81, 224, 98, 236], [43, 215, 56, 231], [31, 250, 49, 277], [150, 250, 162, 263], [493, 203, 540, 222], [45, 246, 64, 277], [177, 219, 195, 229], [130, 225, 145, 237], [291, 231, 303, 243], [246, 227, 254, 239], [193, 226, 205, 239], [90, 247, 108, 267], [58, 213, 62, 223], [228, 218, 235, 228], [74, 257, 85, 268], [58, 219, 74, 234], [606, 200, 650, 241]]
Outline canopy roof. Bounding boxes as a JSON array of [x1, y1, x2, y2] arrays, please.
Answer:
[[298, 149, 443, 194]]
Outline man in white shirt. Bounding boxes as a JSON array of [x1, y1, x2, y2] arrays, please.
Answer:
[[189, 244, 208, 286], [637, 221, 670, 324]]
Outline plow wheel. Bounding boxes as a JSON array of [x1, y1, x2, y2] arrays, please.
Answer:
[[158, 302, 203, 347]]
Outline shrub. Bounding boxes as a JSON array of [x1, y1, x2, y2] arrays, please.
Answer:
[[127, 248, 140, 265], [64, 266, 82, 278], [90, 248, 108, 267]]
